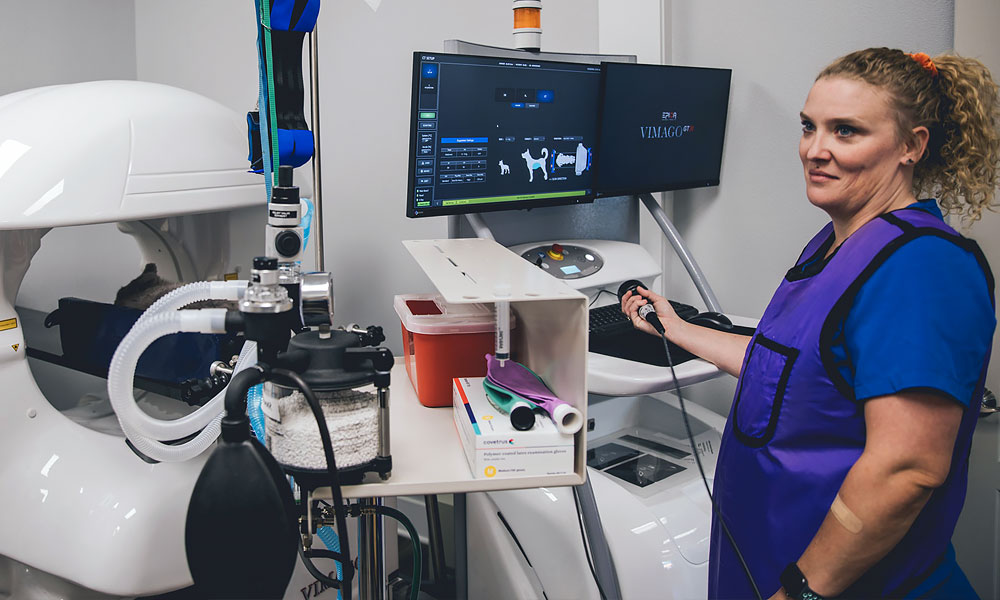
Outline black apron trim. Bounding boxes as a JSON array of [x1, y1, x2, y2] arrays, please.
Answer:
[[880, 211, 915, 231], [731, 332, 800, 448], [792, 223, 836, 268], [786, 205, 937, 283], [786, 232, 837, 282]]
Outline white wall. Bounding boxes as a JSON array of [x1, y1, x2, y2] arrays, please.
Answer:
[[134, 0, 601, 354], [134, 1, 260, 118], [4, 1, 145, 312], [954, 0, 1000, 408], [663, 0, 954, 416], [0, 1, 137, 96]]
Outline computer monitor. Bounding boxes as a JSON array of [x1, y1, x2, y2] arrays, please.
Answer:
[[594, 62, 732, 197], [406, 52, 602, 218]]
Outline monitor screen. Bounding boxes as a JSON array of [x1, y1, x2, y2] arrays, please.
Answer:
[[594, 62, 732, 196], [406, 52, 601, 218]]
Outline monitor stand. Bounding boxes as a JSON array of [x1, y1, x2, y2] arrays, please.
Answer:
[[635, 193, 722, 313], [450, 212, 494, 241]]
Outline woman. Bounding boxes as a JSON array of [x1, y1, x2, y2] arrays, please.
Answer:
[[623, 48, 999, 599]]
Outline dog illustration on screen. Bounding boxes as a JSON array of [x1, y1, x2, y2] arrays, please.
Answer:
[[521, 148, 548, 182], [498, 160, 510, 175]]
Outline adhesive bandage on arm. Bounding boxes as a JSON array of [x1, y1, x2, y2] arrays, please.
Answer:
[[830, 494, 864, 534]]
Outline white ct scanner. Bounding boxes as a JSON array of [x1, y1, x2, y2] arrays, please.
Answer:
[[0, 80, 264, 598]]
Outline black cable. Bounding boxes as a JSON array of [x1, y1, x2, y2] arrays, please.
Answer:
[[571, 486, 609, 600], [271, 368, 354, 600], [298, 543, 345, 593], [589, 288, 618, 307], [660, 333, 762, 600], [304, 548, 343, 561]]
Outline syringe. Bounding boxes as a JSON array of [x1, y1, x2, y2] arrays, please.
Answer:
[[494, 284, 511, 366]]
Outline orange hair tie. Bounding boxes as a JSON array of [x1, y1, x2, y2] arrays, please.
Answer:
[[907, 52, 939, 78]]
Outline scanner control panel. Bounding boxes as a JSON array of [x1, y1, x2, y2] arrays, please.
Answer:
[[520, 243, 604, 280]]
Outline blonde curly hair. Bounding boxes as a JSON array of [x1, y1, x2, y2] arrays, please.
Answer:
[[818, 47, 1000, 222]]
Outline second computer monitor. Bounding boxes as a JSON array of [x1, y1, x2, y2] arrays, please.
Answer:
[[595, 62, 732, 196]]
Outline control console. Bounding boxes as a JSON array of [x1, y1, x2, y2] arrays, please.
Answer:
[[519, 243, 604, 280], [508, 239, 660, 292]]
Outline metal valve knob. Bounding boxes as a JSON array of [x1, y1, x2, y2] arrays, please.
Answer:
[[299, 272, 335, 327]]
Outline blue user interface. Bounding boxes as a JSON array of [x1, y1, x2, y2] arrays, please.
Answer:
[[407, 52, 601, 218], [595, 62, 732, 196]]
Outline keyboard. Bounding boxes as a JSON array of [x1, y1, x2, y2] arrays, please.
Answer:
[[588, 300, 699, 337], [588, 300, 752, 367]]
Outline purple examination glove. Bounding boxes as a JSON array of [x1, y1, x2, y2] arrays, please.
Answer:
[[485, 354, 582, 434]]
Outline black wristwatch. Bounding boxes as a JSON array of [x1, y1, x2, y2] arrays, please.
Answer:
[[780, 562, 826, 600]]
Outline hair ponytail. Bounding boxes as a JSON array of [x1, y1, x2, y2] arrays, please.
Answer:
[[819, 48, 1000, 222], [926, 54, 1000, 222]]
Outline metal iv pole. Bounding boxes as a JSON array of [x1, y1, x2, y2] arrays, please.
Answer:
[[310, 25, 388, 600], [309, 25, 326, 271]]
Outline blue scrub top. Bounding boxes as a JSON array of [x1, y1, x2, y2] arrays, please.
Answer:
[[829, 199, 994, 407]]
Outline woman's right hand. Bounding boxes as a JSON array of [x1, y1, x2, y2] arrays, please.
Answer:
[[621, 285, 678, 337], [621, 285, 751, 378]]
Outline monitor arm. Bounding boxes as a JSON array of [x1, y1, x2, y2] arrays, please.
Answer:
[[638, 193, 722, 313]]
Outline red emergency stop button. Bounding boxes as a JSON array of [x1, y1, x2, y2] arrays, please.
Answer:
[[547, 243, 565, 261]]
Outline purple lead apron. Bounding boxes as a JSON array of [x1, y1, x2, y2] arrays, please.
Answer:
[[708, 207, 993, 598]]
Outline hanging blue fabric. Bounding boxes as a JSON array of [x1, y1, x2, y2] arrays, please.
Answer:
[[249, 0, 319, 176], [277, 129, 314, 168], [247, 118, 314, 172]]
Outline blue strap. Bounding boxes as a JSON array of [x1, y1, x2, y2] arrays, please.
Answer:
[[245, 126, 314, 173], [269, 0, 294, 30], [294, 0, 321, 32], [271, 0, 319, 33], [276, 128, 314, 168], [270, 0, 320, 32]]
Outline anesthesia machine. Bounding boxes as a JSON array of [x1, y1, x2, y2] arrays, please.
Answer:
[[0, 0, 406, 597]]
